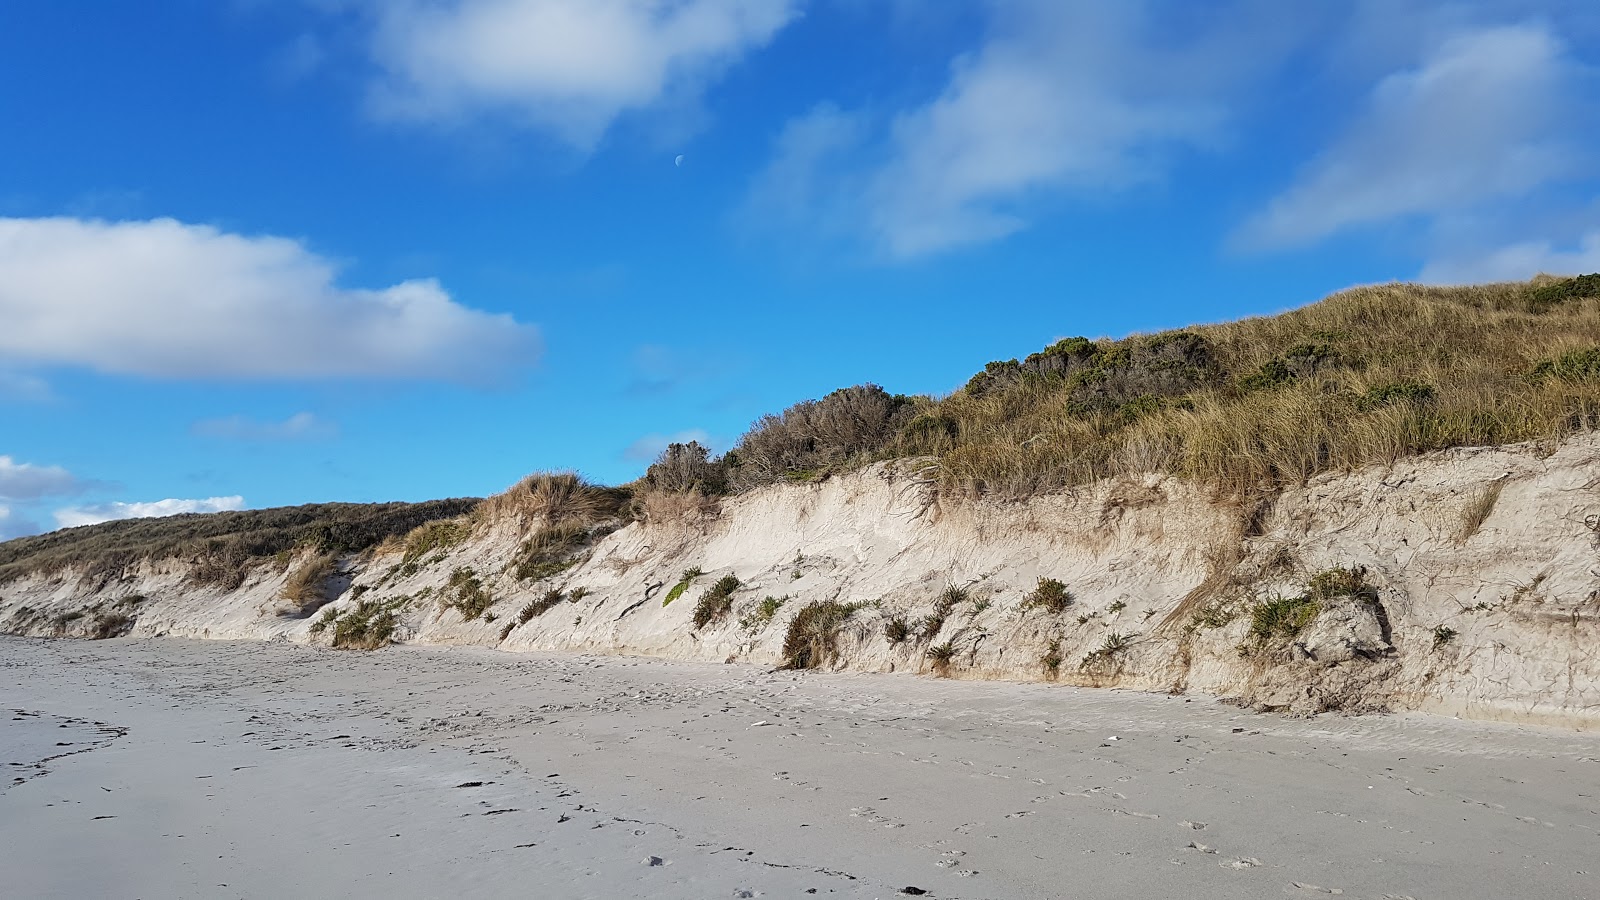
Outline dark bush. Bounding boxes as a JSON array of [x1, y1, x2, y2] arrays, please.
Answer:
[[1530, 347, 1600, 382], [645, 441, 729, 494], [691, 575, 741, 629], [728, 385, 916, 489], [781, 600, 864, 669], [1357, 380, 1437, 411], [1023, 578, 1073, 613], [1527, 273, 1600, 310]]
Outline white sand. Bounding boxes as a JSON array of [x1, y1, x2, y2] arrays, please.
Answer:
[[4, 636, 1598, 899]]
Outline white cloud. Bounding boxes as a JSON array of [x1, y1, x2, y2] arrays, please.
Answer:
[[624, 428, 717, 462], [1237, 24, 1580, 250], [54, 496, 247, 530], [366, 0, 800, 147], [0, 217, 539, 382], [0, 505, 42, 541], [0, 455, 82, 501], [191, 412, 338, 441], [1419, 229, 1600, 284], [749, 1, 1286, 259]]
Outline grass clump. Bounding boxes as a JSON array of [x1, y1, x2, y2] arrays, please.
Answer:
[[782, 600, 866, 670], [518, 589, 566, 623], [1431, 624, 1459, 650], [740, 595, 787, 631], [691, 575, 741, 630], [401, 519, 470, 565], [884, 616, 912, 644], [445, 567, 494, 621], [926, 641, 959, 675], [1356, 380, 1436, 411], [330, 599, 400, 650], [1249, 595, 1320, 643], [663, 567, 702, 607], [1080, 632, 1135, 671], [513, 520, 588, 582], [1455, 480, 1505, 544], [1024, 578, 1074, 614], [919, 584, 969, 639], [281, 552, 338, 613]]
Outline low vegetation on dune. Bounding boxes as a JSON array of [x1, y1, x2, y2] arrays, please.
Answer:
[[0, 499, 480, 587], [642, 274, 1600, 500]]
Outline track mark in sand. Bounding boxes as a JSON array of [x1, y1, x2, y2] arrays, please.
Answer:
[[4, 709, 127, 792], [1290, 883, 1344, 895], [1221, 857, 1262, 869], [849, 806, 905, 828], [1181, 820, 1207, 830]]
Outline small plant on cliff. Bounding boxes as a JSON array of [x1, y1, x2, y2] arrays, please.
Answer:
[[1080, 632, 1135, 671], [518, 589, 565, 624], [884, 616, 912, 644], [739, 595, 787, 631], [1431, 624, 1459, 650], [446, 567, 494, 621], [692, 575, 741, 630], [1041, 639, 1064, 678], [926, 641, 959, 675], [1249, 595, 1320, 643], [331, 599, 400, 650], [1024, 578, 1074, 614], [782, 600, 866, 670], [282, 552, 337, 613], [663, 567, 702, 607]]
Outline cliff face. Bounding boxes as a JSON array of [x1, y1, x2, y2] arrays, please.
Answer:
[[5, 434, 1599, 730]]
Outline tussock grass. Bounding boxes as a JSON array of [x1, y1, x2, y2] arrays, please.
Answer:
[[782, 600, 866, 669], [401, 519, 470, 564], [281, 552, 338, 612], [479, 471, 626, 528], [1023, 578, 1074, 613], [926, 640, 959, 674]]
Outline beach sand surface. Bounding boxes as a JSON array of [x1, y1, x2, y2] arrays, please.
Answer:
[[3, 636, 1598, 899]]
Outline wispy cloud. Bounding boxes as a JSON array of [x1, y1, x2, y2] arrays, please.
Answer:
[[191, 412, 338, 441], [0, 455, 84, 502], [0, 372, 53, 404], [54, 496, 247, 529], [0, 216, 540, 383], [1419, 229, 1600, 284], [749, 0, 1292, 259], [364, 0, 801, 148], [623, 428, 717, 462], [1235, 24, 1583, 250]]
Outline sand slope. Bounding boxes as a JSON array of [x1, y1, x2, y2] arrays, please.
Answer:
[[5, 433, 1600, 728]]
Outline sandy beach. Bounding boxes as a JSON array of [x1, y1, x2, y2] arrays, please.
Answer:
[[3, 636, 1598, 899]]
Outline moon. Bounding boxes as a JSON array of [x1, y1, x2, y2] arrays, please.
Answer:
[[674, 155, 684, 167]]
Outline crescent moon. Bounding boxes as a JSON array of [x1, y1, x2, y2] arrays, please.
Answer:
[[674, 155, 684, 167]]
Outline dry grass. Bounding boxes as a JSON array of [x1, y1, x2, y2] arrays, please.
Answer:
[[478, 471, 626, 529], [781, 600, 866, 669], [281, 552, 338, 611], [910, 277, 1600, 499], [1455, 479, 1506, 544]]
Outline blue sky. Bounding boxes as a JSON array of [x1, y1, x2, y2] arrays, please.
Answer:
[[3, 0, 1599, 538]]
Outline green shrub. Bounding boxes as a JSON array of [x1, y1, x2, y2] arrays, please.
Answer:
[[330, 599, 399, 650], [1307, 566, 1376, 602], [1357, 380, 1436, 411], [445, 567, 494, 621], [644, 441, 728, 495], [1249, 595, 1319, 642], [401, 519, 470, 565], [739, 595, 787, 631], [727, 384, 917, 489], [1529, 347, 1600, 382], [1024, 578, 1073, 613], [663, 567, 701, 607], [1527, 273, 1600, 309], [309, 605, 339, 635], [1040, 639, 1063, 677], [691, 575, 741, 630]]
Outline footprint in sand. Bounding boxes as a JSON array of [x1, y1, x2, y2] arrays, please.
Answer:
[[1222, 857, 1262, 869], [1290, 883, 1343, 895]]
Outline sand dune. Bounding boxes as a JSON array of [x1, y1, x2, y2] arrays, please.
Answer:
[[4, 635, 1598, 899]]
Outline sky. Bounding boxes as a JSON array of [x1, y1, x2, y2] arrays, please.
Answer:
[[3, 0, 1600, 539]]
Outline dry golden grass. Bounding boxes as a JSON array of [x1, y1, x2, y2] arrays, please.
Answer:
[[477, 472, 626, 529], [915, 278, 1600, 498], [281, 552, 337, 610]]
